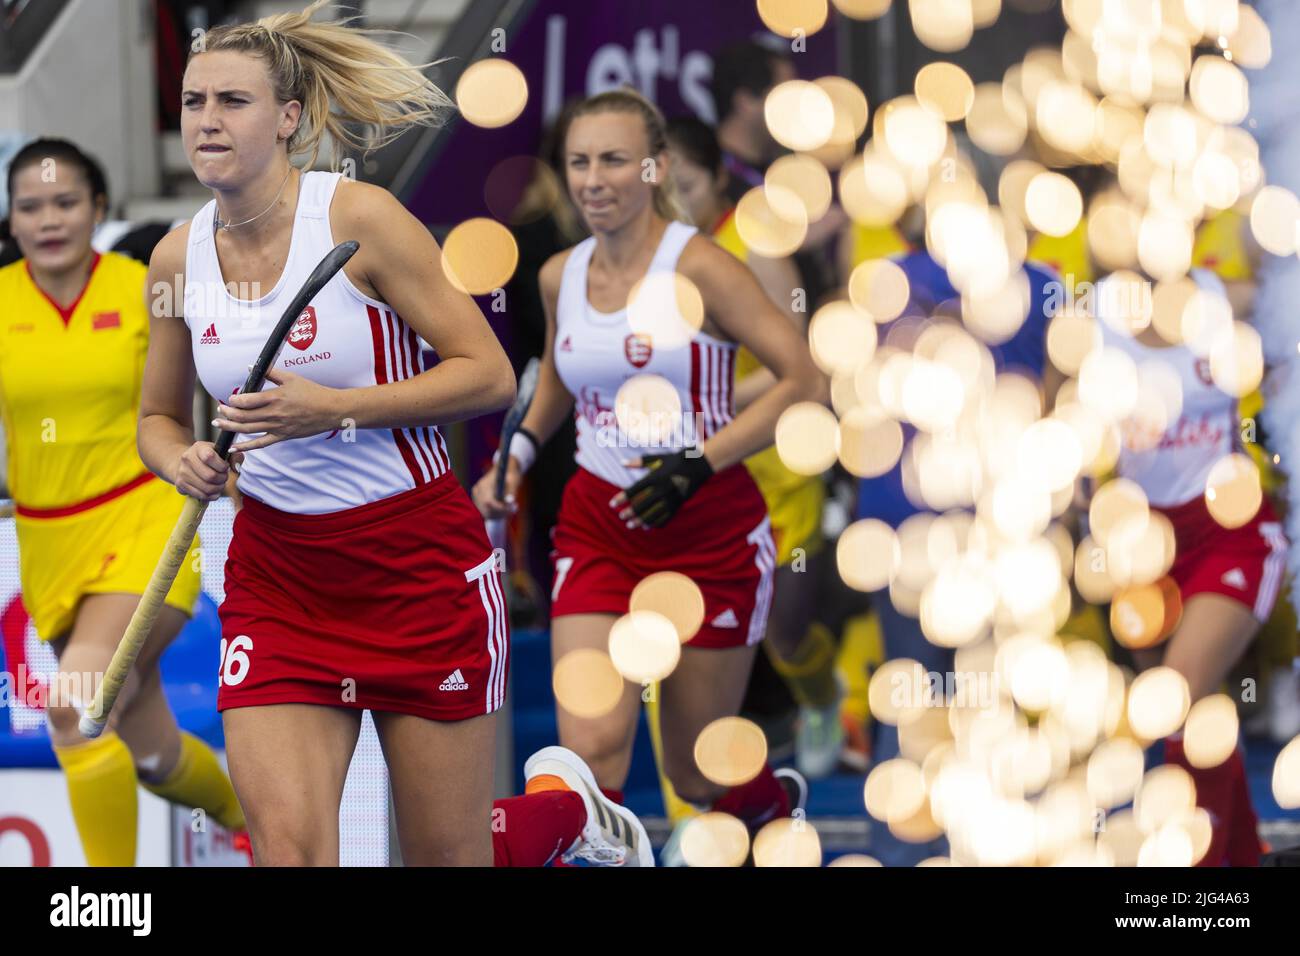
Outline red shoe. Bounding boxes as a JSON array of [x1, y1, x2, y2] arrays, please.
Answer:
[[840, 711, 871, 773]]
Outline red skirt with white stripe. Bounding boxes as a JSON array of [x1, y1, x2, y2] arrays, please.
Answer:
[[549, 464, 774, 649], [217, 473, 508, 722], [1155, 493, 1288, 622]]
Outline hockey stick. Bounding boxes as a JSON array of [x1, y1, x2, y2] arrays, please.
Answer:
[[79, 240, 360, 738], [487, 356, 541, 561]]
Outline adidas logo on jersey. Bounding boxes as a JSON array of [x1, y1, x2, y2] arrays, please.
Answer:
[[560, 334, 574, 352], [199, 323, 220, 345], [711, 608, 739, 628], [439, 669, 469, 691], [1221, 568, 1247, 590]]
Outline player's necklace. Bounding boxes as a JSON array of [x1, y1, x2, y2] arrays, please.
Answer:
[[213, 166, 293, 233]]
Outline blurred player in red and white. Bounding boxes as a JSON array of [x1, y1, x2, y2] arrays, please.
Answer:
[[1095, 267, 1286, 866], [474, 88, 823, 866], [138, 1, 516, 865]]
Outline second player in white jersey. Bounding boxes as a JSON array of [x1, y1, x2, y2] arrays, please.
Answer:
[[553, 220, 736, 489], [185, 170, 450, 514], [1097, 268, 1238, 508]]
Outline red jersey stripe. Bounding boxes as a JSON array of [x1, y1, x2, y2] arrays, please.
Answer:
[[690, 342, 706, 439], [389, 310, 439, 479], [368, 304, 426, 486]]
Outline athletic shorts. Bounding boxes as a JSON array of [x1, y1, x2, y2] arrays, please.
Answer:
[[549, 464, 774, 649], [1155, 494, 1288, 622], [217, 473, 508, 722], [15, 473, 200, 640]]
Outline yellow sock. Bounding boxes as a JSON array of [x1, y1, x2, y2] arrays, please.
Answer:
[[53, 732, 138, 867], [766, 621, 840, 709], [140, 732, 246, 832], [645, 684, 699, 826], [836, 612, 882, 729]]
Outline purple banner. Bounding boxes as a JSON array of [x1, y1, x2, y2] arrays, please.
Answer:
[[406, 0, 840, 225]]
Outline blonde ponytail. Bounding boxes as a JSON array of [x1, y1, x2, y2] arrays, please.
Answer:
[[201, 0, 453, 169], [569, 88, 691, 225]]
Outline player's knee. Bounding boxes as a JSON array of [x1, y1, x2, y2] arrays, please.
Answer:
[[45, 701, 88, 746], [563, 726, 627, 773], [402, 831, 489, 867], [249, 831, 333, 866]]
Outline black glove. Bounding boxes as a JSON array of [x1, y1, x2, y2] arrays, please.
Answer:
[[622, 449, 714, 528]]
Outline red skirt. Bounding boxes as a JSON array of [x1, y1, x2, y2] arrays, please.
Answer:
[[217, 473, 508, 721], [1155, 494, 1288, 622], [549, 464, 774, 649]]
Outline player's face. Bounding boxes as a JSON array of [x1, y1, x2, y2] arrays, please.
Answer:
[[565, 112, 661, 233], [7, 164, 101, 275], [669, 153, 721, 229], [181, 51, 299, 190]]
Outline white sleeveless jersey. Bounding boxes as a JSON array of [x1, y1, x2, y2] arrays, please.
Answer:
[[185, 171, 450, 514], [553, 221, 736, 489], [1097, 268, 1237, 508]]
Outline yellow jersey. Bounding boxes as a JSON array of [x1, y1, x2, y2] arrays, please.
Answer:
[[847, 222, 911, 272], [1027, 218, 1093, 293], [712, 210, 825, 561], [1193, 208, 1252, 281], [0, 252, 154, 511]]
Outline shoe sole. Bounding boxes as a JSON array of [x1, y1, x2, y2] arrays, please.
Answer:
[[525, 746, 655, 867]]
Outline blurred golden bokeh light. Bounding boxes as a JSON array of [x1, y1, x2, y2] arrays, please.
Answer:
[[455, 58, 529, 129], [1204, 453, 1263, 529], [916, 61, 976, 121], [757, 0, 829, 36], [908, 0, 974, 53], [832, 0, 893, 17], [752, 818, 823, 867], [1183, 693, 1239, 769], [680, 813, 751, 867], [630, 572, 705, 644], [765, 154, 834, 223], [765, 80, 836, 152], [608, 610, 681, 683], [614, 374, 682, 448], [695, 716, 769, 787], [864, 758, 927, 823], [735, 184, 809, 258], [809, 301, 877, 375], [552, 648, 625, 720], [1025, 172, 1083, 237], [441, 218, 520, 295], [848, 258, 912, 323], [1127, 666, 1191, 741], [837, 406, 906, 478], [626, 271, 704, 349], [1274, 736, 1300, 809], [775, 402, 840, 475]]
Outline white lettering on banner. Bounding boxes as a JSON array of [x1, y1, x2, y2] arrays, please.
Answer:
[[0, 815, 50, 866], [543, 15, 566, 120], [48, 886, 151, 936], [0, 771, 170, 865], [543, 18, 716, 124]]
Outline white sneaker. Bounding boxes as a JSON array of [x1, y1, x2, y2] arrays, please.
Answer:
[[795, 698, 846, 780], [523, 746, 654, 867], [659, 818, 690, 867]]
